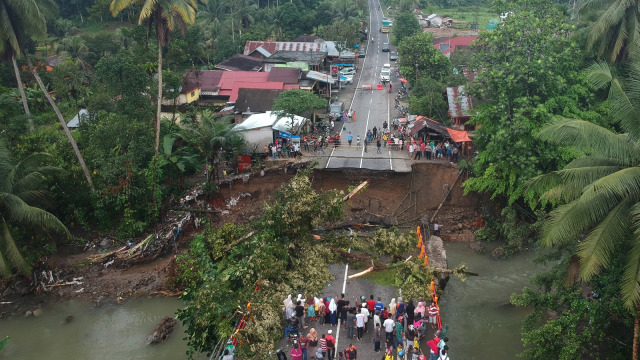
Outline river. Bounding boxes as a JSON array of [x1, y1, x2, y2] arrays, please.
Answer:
[[1, 296, 195, 360], [1, 243, 546, 360], [439, 242, 549, 360]]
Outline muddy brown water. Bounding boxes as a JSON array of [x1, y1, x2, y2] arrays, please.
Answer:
[[439, 242, 550, 359], [0, 297, 203, 359], [1, 244, 546, 360]]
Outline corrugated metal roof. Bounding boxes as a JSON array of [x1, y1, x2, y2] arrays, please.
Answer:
[[447, 86, 474, 118], [305, 71, 336, 84], [244, 41, 328, 56]]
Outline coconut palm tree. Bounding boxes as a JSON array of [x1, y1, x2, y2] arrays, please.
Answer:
[[529, 63, 640, 359], [584, 0, 640, 63], [0, 143, 69, 278], [0, 0, 95, 190], [181, 112, 246, 185], [110, 0, 198, 159]]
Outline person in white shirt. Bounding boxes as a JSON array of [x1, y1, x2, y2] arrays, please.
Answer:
[[383, 317, 395, 346], [355, 308, 366, 340], [374, 311, 381, 328], [360, 304, 370, 334]]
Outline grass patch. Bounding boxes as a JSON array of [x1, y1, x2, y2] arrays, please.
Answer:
[[362, 268, 397, 287], [438, 6, 497, 28]]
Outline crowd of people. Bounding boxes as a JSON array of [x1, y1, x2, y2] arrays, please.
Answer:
[[282, 294, 451, 360]]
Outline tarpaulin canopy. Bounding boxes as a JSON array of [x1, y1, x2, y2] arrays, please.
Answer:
[[399, 78, 408, 83], [446, 128, 472, 142]]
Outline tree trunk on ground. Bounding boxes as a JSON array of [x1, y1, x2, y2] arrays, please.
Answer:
[[11, 55, 34, 131], [24, 53, 94, 191], [634, 313, 639, 360]]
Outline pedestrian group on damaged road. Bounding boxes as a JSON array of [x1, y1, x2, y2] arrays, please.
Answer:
[[281, 294, 450, 360]]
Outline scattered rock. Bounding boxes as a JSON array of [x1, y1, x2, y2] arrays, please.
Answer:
[[491, 247, 504, 259], [2, 287, 14, 298], [469, 242, 485, 254], [457, 223, 463, 230], [24, 310, 33, 317], [32, 309, 43, 317], [99, 238, 112, 248], [65, 315, 74, 324], [369, 199, 380, 212], [146, 317, 177, 344]]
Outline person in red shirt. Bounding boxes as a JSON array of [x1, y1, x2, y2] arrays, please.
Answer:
[[298, 334, 310, 360], [345, 343, 357, 359], [325, 330, 336, 360], [367, 295, 376, 318]]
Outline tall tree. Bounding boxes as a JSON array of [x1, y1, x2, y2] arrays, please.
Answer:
[[462, 0, 595, 204], [397, 32, 451, 82], [0, 0, 95, 190], [584, 0, 640, 64], [393, 12, 420, 44], [110, 0, 198, 159], [0, 143, 69, 278], [110, 0, 198, 211]]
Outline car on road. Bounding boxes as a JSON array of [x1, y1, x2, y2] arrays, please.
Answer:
[[390, 51, 398, 61], [382, 43, 390, 52], [329, 101, 344, 120], [380, 68, 391, 82], [339, 68, 356, 76], [339, 75, 354, 85], [358, 48, 366, 58]]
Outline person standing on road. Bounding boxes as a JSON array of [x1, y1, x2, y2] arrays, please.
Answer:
[[348, 132, 353, 146], [396, 317, 404, 349], [352, 111, 357, 123], [347, 308, 356, 339], [345, 344, 357, 360], [329, 299, 338, 326], [377, 138, 382, 154], [383, 315, 395, 346], [373, 322, 382, 352], [326, 330, 336, 360], [299, 334, 310, 360], [428, 302, 439, 329], [382, 133, 388, 147], [356, 135, 361, 149], [291, 343, 303, 360], [360, 303, 370, 334], [373, 126, 378, 138], [319, 334, 327, 359], [408, 143, 414, 159], [355, 308, 366, 340]]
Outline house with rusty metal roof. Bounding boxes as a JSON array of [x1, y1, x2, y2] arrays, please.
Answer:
[[214, 54, 263, 72], [446, 86, 476, 130]]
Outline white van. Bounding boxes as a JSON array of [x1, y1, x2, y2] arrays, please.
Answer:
[[380, 68, 391, 82]]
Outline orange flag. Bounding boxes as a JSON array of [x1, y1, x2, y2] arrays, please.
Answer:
[[419, 245, 425, 258], [423, 255, 429, 266], [416, 226, 421, 237]]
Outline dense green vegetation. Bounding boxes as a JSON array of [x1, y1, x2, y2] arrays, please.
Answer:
[[1, 0, 640, 357]]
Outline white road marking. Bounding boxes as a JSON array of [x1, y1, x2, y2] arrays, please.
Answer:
[[389, 150, 393, 170], [360, 109, 372, 168], [325, 147, 335, 168]]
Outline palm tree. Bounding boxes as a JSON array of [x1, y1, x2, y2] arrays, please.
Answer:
[[0, 143, 69, 278], [530, 63, 640, 359], [584, 0, 640, 63], [111, 0, 198, 211], [181, 111, 246, 185], [224, 0, 258, 42], [326, 0, 359, 24], [0, 0, 95, 190], [110, 0, 198, 160]]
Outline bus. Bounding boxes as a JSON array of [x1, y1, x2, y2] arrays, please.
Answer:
[[382, 19, 390, 33]]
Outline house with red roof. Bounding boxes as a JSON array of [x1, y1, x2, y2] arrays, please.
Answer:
[[433, 36, 477, 57], [168, 69, 299, 115]]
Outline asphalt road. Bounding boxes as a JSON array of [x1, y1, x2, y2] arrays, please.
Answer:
[[322, 0, 408, 172]]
